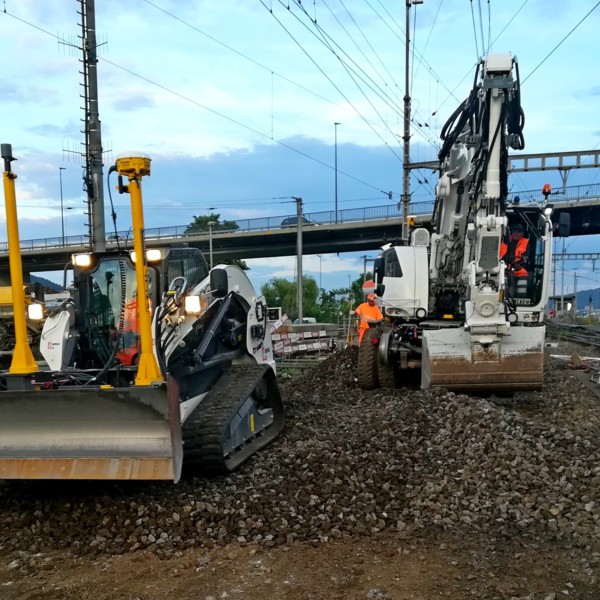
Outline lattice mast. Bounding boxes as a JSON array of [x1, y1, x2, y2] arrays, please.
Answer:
[[78, 0, 106, 251]]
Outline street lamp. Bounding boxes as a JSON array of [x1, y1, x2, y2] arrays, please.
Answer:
[[59, 167, 66, 245], [64, 206, 73, 243], [334, 122, 340, 223], [316, 254, 322, 290], [292, 196, 303, 322], [208, 220, 217, 269]]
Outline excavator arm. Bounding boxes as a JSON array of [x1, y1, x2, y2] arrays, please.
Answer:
[[423, 53, 547, 391]]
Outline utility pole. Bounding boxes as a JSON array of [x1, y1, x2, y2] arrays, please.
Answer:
[[334, 122, 340, 223], [361, 255, 368, 283], [560, 237, 566, 316], [401, 0, 423, 242], [81, 0, 106, 251], [208, 220, 217, 269], [293, 197, 303, 322], [316, 254, 322, 291], [59, 167, 66, 245]]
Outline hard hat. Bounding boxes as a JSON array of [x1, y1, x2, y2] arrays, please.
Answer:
[[367, 293, 376, 301]]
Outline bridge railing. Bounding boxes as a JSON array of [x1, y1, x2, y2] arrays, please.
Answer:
[[4, 183, 599, 253]]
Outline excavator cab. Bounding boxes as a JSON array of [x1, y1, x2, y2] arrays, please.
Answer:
[[503, 207, 551, 311]]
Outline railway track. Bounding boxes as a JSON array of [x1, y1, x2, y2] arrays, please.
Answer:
[[545, 320, 600, 348]]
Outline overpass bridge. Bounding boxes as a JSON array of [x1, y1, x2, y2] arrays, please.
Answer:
[[2, 182, 600, 276]]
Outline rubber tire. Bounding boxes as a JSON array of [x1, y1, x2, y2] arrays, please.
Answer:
[[379, 362, 396, 389], [358, 327, 380, 390]]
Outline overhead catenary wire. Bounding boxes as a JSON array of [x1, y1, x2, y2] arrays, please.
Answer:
[[274, 0, 439, 198], [522, 0, 600, 84], [271, 0, 405, 160], [1, 7, 394, 199]]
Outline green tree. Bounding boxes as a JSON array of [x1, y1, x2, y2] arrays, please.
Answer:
[[261, 275, 319, 320], [184, 213, 248, 270], [260, 272, 375, 323], [184, 213, 239, 234]]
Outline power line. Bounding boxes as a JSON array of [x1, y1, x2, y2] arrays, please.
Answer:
[[264, 0, 405, 162], [1, 7, 392, 198], [522, 1, 600, 84]]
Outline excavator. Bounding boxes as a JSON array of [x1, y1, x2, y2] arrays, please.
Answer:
[[358, 53, 567, 392], [0, 149, 284, 482]]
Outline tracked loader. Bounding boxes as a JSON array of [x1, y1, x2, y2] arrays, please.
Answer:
[[0, 148, 284, 482]]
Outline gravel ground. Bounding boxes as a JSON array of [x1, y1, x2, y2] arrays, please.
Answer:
[[0, 341, 599, 598]]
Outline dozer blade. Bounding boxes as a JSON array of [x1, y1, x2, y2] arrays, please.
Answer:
[[0, 376, 182, 482], [422, 326, 545, 392]]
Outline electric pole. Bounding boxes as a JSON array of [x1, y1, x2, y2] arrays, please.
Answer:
[[401, 0, 423, 242], [293, 197, 303, 323]]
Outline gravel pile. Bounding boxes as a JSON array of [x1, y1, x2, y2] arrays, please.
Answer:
[[1, 345, 599, 560]]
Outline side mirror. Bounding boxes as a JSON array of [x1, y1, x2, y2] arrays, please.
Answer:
[[210, 268, 228, 298], [373, 258, 384, 284]]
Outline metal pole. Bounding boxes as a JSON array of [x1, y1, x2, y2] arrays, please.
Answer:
[[1, 143, 38, 374], [334, 122, 340, 223], [59, 167, 66, 245], [294, 197, 303, 322], [552, 238, 557, 299], [115, 155, 163, 386], [84, 0, 106, 251], [560, 237, 565, 315], [401, 1, 423, 242], [317, 254, 322, 290], [208, 221, 214, 269]]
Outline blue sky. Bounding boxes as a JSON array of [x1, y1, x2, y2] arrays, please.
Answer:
[[1, 0, 599, 294]]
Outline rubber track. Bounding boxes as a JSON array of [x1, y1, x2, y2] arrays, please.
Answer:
[[182, 363, 285, 474]]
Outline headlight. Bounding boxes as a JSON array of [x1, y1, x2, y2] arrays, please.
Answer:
[[184, 295, 202, 315], [72, 253, 93, 268], [130, 249, 163, 263], [27, 303, 44, 321]]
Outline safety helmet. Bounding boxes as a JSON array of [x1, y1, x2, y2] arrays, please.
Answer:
[[367, 293, 376, 301]]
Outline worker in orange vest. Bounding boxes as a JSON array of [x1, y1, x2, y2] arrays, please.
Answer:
[[500, 223, 529, 278], [353, 293, 383, 344]]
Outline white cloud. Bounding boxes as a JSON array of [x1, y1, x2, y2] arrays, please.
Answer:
[[2, 0, 599, 291]]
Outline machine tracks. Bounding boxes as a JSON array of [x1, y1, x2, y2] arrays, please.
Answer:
[[182, 363, 285, 474]]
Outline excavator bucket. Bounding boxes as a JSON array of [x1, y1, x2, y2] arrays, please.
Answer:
[[0, 376, 183, 482], [422, 326, 545, 392]]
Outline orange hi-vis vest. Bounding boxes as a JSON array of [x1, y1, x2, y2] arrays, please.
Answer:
[[500, 236, 529, 277], [354, 302, 383, 344]]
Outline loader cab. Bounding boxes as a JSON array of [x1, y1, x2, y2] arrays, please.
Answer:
[[503, 206, 552, 312], [70, 247, 209, 369]]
